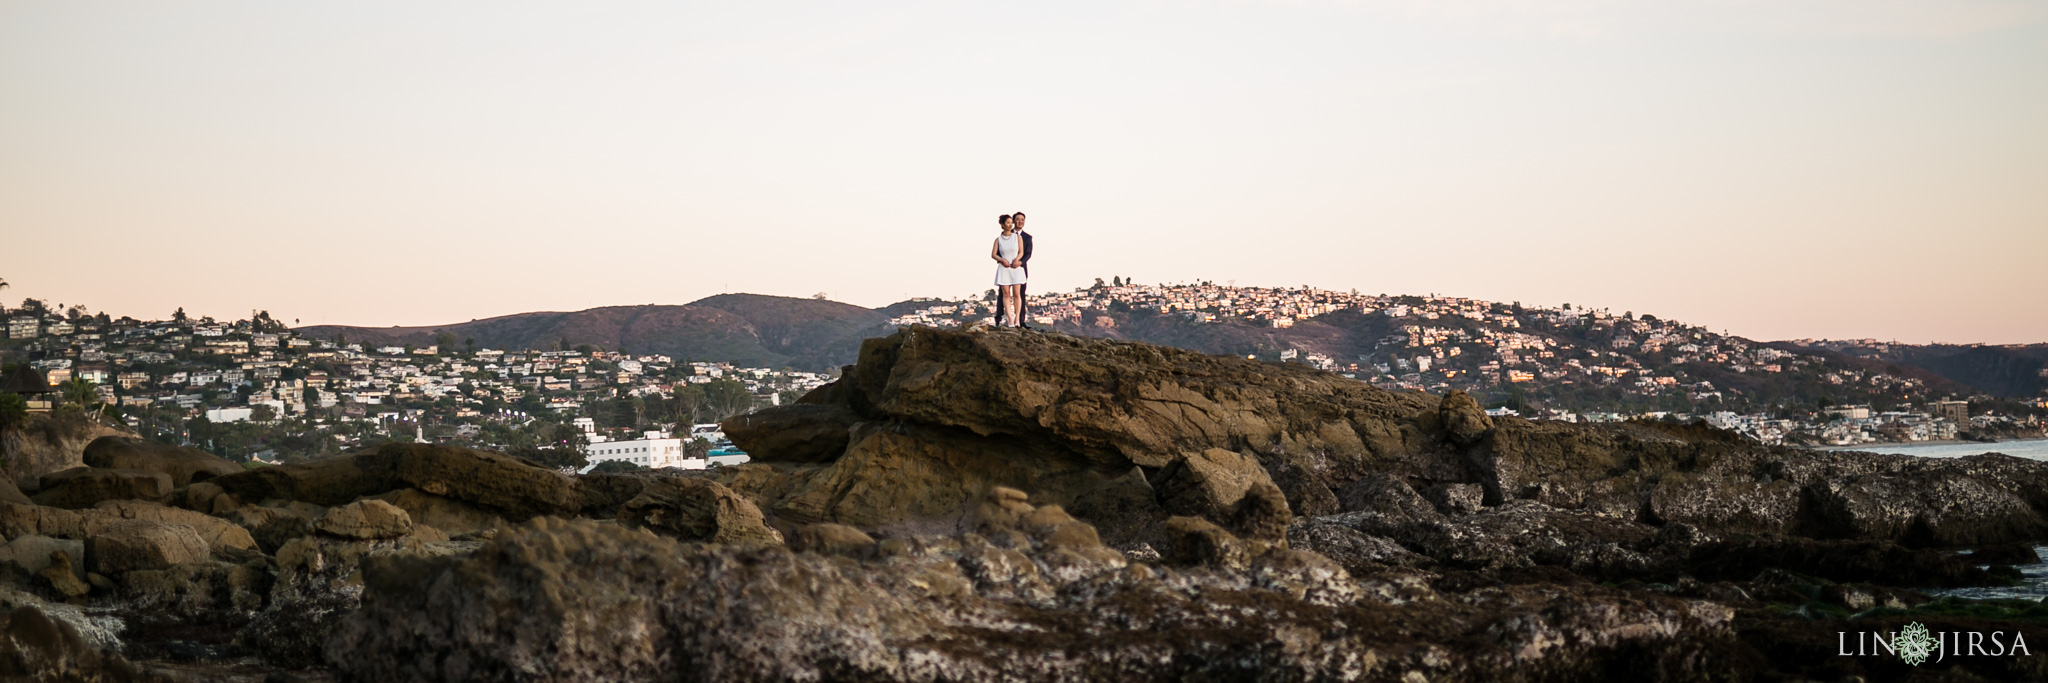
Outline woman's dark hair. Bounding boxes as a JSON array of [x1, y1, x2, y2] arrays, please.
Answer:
[[999, 214, 1012, 224]]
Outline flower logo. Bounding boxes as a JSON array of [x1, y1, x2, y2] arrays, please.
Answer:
[[1896, 622, 1936, 666]]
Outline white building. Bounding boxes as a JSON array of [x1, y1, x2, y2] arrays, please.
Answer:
[[580, 431, 705, 472]]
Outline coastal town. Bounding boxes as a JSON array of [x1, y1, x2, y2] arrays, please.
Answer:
[[0, 284, 2040, 462], [0, 301, 831, 466]]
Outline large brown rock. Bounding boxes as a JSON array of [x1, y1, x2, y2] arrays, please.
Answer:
[[1437, 390, 1493, 447], [328, 516, 1741, 682], [1154, 448, 1277, 520], [388, 443, 583, 520], [89, 519, 209, 573], [367, 488, 502, 536], [1806, 470, 2048, 547], [316, 499, 415, 539], [713, 421, 1115, 535], [722, 403, 862, 463], [85, 500, 258, 552], [617, 477, 782, 545], [209, 443, 583, 520], [839, 327, 1440, 475], [30, 468, 173, 509], [81, 436, 240, 487], [209, 449, 402, 506], [0, 535, 86, 580]]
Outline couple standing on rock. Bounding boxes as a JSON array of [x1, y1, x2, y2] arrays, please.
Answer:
[[989, 211, 1034, 328]]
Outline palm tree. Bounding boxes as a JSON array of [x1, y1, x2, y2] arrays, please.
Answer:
[[59, 377, 111, 423]]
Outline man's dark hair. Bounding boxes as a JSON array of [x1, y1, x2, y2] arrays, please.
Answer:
[[1014, 212, 1026, 218]]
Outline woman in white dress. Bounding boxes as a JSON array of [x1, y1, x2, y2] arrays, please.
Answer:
[[991, 214, 1027, 327]]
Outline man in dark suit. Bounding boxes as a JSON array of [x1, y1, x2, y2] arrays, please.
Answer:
[[996, 212, 1033, 328]]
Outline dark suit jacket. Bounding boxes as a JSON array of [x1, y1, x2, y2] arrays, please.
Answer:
[[1019, 231, 1033, 277]]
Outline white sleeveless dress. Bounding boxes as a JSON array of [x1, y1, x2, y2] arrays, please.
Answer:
[[994, 234, 1027, 286]]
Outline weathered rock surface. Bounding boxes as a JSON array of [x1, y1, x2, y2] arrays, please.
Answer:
[[328, 504, 1743, 683], [211, 443, 583, 520], [31, 468, 174, 509], [81, 436, 240, 487], [0, 412, 134, 491], [5, 328, 2046, 682], [315, 500, 415, 539], [89, 520, 209, 574], [617, 477, 782, 545], [0, 535, 86, 580], [724, 403, 862, 463]]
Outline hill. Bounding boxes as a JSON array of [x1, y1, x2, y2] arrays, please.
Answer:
[[295, 294, 890, 371]]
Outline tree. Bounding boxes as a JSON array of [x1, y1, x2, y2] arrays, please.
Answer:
[[1092, 277, 1106, 290], [465, 337, 477, 355], [589, 460, 644, 473], [699, 379, 754, 421], [433, 332, 457, 353], [250, 404, 277, 422]]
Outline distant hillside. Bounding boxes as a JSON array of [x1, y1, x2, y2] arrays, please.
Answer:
[[295, 294, 890, 371]]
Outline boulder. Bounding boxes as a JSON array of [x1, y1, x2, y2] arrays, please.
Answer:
[[787, 523, 876, 557], [722, 404, 862, 463], [367, 489, 502, 536], [725, 421, 1112, 535], [0, 503, 87, 540], [315, 500, 415, 539], [1285, 518, 1433, 576], [81, 436, 240, 487], [1806, 470, 2048, 547], [84, 500, 258, 552], [89, 519, 209, 573], [29, 468, 173, 509], [618, 477, 782, 545], [387, 443, 583, 520], [1421, 482, 1485, 514], [1437, 390, 1493, 447], [39, 551, 91, 598], [1155, 448, 1277, 520], [178, 481, 227, 512], [1645, 472, 1799, 535], [1334, 474, 1440, 520], [209, 449, 401, 506], [575, 473, 649, 519], [0, 535, 85, 580]]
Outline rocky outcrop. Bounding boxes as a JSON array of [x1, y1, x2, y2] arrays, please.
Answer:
[[31, 468, 173, 509], [724, 403, 861, 463], [90, 520, 209, 574], [616, 477, 782, 545], [211, 442, 582, 519], [328, 495, 1745, 683], [315, 500, 415, 540], [3, 328, 2045, 681], [0, 412, 133, 491], [81, 437, 240, 488]]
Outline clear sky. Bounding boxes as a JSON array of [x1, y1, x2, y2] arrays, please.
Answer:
[[2, 1, 2042, 343]]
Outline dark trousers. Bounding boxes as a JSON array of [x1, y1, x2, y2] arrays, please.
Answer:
[[994, 283, 1029, 327]]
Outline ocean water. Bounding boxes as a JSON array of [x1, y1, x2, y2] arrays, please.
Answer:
[[1929, 546, 2048, 601], [1816, 438, 2048, 461]]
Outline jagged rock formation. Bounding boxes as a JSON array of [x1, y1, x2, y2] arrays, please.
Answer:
[[2, 327, 2047, 681]]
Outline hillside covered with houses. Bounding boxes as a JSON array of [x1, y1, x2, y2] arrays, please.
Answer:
[[0, 283, 2042, 463]]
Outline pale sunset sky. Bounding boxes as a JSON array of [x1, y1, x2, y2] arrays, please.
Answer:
[[1, 1, 2042, 343]]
